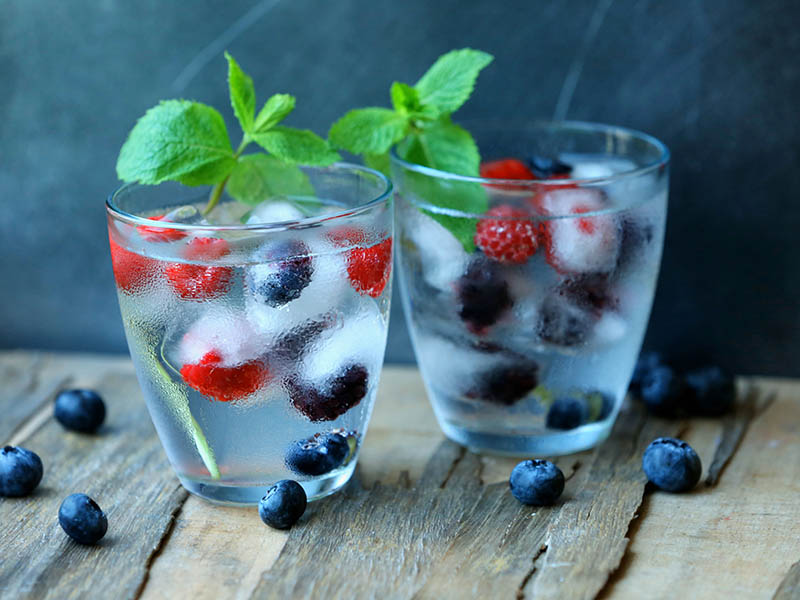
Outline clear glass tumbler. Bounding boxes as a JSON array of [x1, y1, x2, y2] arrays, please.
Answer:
[[392, 121, 669, 456], [107, 164, 393, 504]]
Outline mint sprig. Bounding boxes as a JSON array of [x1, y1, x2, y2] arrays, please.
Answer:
[[328, 48, 493, 251], [116, 52, 340, 216]]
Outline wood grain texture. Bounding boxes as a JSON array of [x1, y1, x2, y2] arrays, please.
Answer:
[[0, 368, 187, 600], [773, 561, 800, 600]]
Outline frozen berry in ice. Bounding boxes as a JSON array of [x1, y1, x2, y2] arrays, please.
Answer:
[[480, 158, 536, 182], [456, 258, 513, 333], [341, 236, 392, 298], [166, 237, 233, 300], [467, 361, 539, 405], [526, 155, 572, 179], [248, 239, 314, 307], [536, 293, 594, 347], [288, 364, 369, 422], [180, 351, 270, 402], [474, 205, 539, 264], [137, 214, 189, 243], [285, 432, 350, 476], [557, 273, 616, 314], [616, 217, 654, 270], [109, 236, 159, 293]]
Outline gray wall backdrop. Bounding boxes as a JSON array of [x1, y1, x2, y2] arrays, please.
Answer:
[[1, 0, 799, 374]]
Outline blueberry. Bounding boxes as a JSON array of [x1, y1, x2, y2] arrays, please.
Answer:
[[288, 363, 369, 422], [258, 480, 307, 529], [286, 432, 350, 476], [58, 493, 108, 544], [249, 240, 314, 307], [54, 389, 106, 433], [468, 361, 539, 405], [537, 294, 593, 347], [456, 258, 512, 333], [526, 155, 572, 179], [630, 351, 663, 392], [272, 317, 330, 363], [639, 365, 684, 417], [546, 396, 589, 430], [509, 459, 565, 506], [683, 366, 735, 417], [0, 446, 43, 497], [557, 274, 615, 313], [642, 437, 702, 492]]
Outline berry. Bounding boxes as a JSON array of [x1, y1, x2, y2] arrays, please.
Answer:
[[684, 366, 735, 417], [642, 437, 702, 492], [259, 480, 307, 529], [526, 155, 572, 179], [271, 318, 331, 364], [285, 432, 350, 476], [537, 294, 593, 347], [616, 217, 654, 270], [509, 459, 565, 506], [467, 361, 539, 405], [639, 365, 684, 417], [546, 396, 589, 430], [0, 446, 43, 497], [180, 351, 270, 402], [456, 258, 512, 333], [54, 389, 106, 433], [557, 274, 616, 314], [58, 493, 108, 544], [630, 351, 663, 393], [344, 237, 392, 298], [480, 158, 536, 189], [137, 214, 189, 243], [166, 237, 233, 300], [474, 205, 539, 264], [248, 240, 314, 307], [109, 236, 159, 293], [288, 364, 368, 422]]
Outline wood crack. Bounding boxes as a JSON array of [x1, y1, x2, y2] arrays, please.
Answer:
[[516, 544, 548, 600], [438, 445, 467, 489]]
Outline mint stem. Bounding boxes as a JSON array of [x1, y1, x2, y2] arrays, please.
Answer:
[[202, 137, 251, 216]]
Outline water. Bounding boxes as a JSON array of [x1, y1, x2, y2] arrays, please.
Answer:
[[111, 197, 391, 504], [397, 154, 667, 455]]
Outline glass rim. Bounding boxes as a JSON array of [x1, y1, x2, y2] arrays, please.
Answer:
[[390, 119, 670, 188], [106, 161, 393, 232]]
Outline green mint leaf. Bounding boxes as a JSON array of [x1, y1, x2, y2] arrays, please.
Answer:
[[251, 125, 340, 165], [227, 153, 314, 205], [364, 152, 391, 176], [400, 119, 480, 176], [116, 100, 236, 185], [328, 108, 409, 155], [414, 48, 493, 114], [253, 93, 296, 133], [225, 52, 256, 133], [390, 82, 418, 114]]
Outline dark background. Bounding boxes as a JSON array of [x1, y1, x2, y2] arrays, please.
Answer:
[[2, 0, 798, 374]]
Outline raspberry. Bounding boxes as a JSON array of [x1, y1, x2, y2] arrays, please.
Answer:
[[474, 205, 539, 264], [137, 214, 188, 243], [345, 238, 392, 298], [166, 237, 233, 300], [480, 158, 535, 180], [180, 351, 270, 402], [287, 364, 368, 422], [109, 236, 159, 293]]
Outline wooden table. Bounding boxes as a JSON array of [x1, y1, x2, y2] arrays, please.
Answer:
[[1, 350, 798, 600]]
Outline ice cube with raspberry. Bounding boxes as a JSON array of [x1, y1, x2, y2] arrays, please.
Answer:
[[165, 236, 234, 300], [536, 188, 620, 274]]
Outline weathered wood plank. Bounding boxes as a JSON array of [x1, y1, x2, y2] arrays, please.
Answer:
[[0, 371, 187, 600], [773, 561, 800, 600]]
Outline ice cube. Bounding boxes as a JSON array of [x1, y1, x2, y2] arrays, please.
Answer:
[[568, 157, 637, 179], [539, 189, 620, 274], [593, 311, 627, 345], [164, 205, 203, 224], [246, 199, 305, 225], [177, 308, 266, 367], [404, 208, 469, 291]]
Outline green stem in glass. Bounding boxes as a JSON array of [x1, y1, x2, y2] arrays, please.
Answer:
[[202, 137, 251, 217]]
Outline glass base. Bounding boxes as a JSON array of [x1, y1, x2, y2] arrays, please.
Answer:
[[178, 461, 357, 506], [439, 418, 614, 457]]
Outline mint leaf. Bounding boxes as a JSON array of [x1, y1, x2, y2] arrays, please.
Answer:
[[390, 82, 418, 114], [414, 48, 493, 115], [399, 119, 480, 176], [252, 126, 340, 166], [253, 93, 296, 133], [116, 100, 236, 186], [328, 108, 409, 155], [227, 153, 314, 205], [225, 52, 256, 133], [364, 152, 391, 176]]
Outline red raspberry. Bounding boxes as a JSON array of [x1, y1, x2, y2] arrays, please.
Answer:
[[345, 238, 392, 298], [166, 237, 233, 300], [138, 214, 188, 243], [108, 236, 159, 293], [480, 159, 536, 180], [180, 351, 270, 402], [474, 205, 539, 264]]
